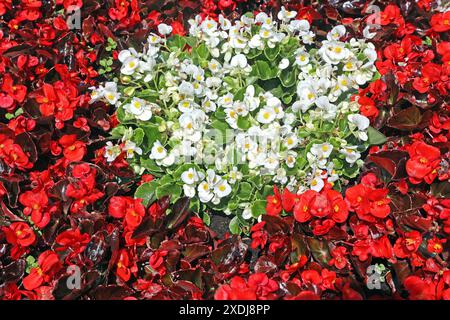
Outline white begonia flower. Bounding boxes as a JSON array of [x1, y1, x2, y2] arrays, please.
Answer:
[[219, 15, 231, 30], [128, 97, 153, 121], [230, 54, 248, 69], [277, 6, 297, 22], [89, 87, 103, 103], [295, 51, 310, 66], [228, 167, 243, 184], [343, 59, 358, 71], [274, 167, 288, 184], [310, 143, 333, 159], [104, 142, 121, 162], [120, 55, 140, 75], [231, 34, 248, 49], [160, 151, 175, 167], [288, 19, 310, 34], [249, 35, 263, 49], [178, 100, 194, 113], [363, 25, 377, 39], [256, 107, 276, 124], [364, 46, 377, 63], [150, 140, 167, 160], [348, 114, 370, 131], [201, 19, 218, 34], [242, 207, 253, 220], [285, 151, 297, 168], [327, 25, 346, 41], [183, 184, 196, 198], [283, 112, 296, 126], [353, 68, 374, 85], [264, 152, 280, 171], [315, 96, 335, 111], [147, 33, 162, 44], [158, 23, 172, 36], [202, 99, 217, 112], [208, 59, 222, 73], [310, 176, 325, 192], [181, 168, 199, 185], [103, 82, 121, 105], [218, 93, 234, 107], [214, 179, 232, 198], [255, 12, 269, 24], [340, 146, 361, 164], [259, 28, 273, 39], [296, 83, 317, 112], [279, 58, 290, 70], [123, 140, 142, 159], [178, 81, 195, 97], [319, 41, 349, 64], [198, 169, 219, 203], [285, 133, 298, 150]]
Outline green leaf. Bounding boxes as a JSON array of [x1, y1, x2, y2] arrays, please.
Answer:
[[264, 46, 280, 61], [140, 159, 164, 173], [279, 68, 297, 87], [237, 116, 251, 130], [229, 216, 241, 234], [367, 126, 387, 145], [251, 200, 267, 218], [343, 164, 360, 178], [141, 124, 161, 148], [202, 212, 211, 226], [135, 181, 159, 206], [237, 182, 253, 200], [252, 60, 274, 80], [14, 108, 23, 117], [167, 35, 186, 50], [132, 128, 145, 145], [156, 183, 182, 201], [195, 43, 210, 60], [110, 125, 126, 139], [282, 93, 293, 104]]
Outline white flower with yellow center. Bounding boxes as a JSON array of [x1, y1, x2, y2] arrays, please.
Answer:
[[181, 168, 200, 185], [123, 141, 142, 159], [104, 142, 121, 162], [310, 176, 325, 192], [310, 143, 333, 159], [256, 107, 276, 124], [284, 134, 298, 150], [340, 146, 361, 164], [214, 180, 232, 198], [296, 83, 317, 112], [277, 7, 297, 22], [327, 25, 346, 41], [127, 97, 153, 121], [150, 140, 167, 160], [201, 19, 218, 35]]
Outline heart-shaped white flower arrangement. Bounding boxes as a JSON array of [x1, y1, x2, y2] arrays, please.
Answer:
[[91, 7, 383, 233]]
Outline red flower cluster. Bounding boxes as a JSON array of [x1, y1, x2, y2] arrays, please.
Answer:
[[405, 141, 441, 184], [215, 273, 278, 300]]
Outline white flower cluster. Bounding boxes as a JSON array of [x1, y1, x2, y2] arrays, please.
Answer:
[[92, 8, 377, 222]]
